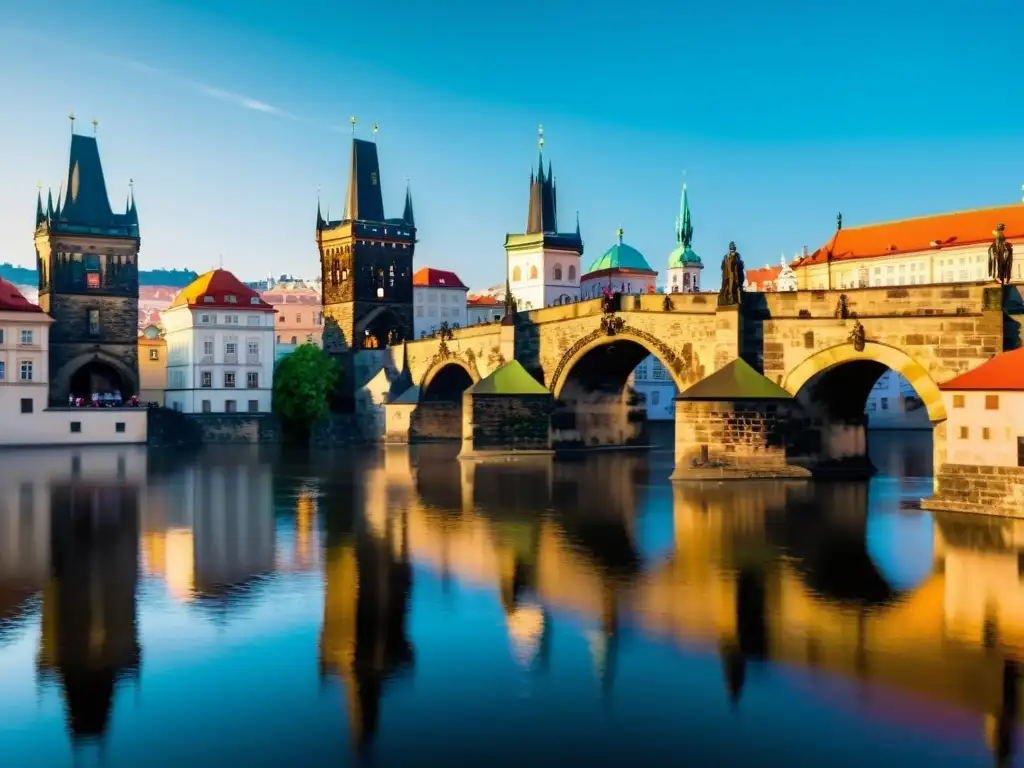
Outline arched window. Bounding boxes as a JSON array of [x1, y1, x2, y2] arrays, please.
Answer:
[[671, 273, 678, 284], [529, 265, 539, 280], [553, 264, 563, 280], [568, 265, 576, 281], [513, 266, 522, 282], [683, 273, 690, 288]]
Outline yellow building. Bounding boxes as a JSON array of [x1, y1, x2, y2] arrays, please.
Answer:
[[792, 204, 1024, 290], [137, 324, 166, 405]]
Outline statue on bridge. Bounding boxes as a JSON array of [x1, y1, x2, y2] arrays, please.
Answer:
[[989, 223, 1014, 286], [718, 242, 745, 307]]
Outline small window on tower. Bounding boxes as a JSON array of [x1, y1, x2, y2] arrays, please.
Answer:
[[225, 295, 237, 303], [88, 309, 100, 336], [203, 295, 214, 303]]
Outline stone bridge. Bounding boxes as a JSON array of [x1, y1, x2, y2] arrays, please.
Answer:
[[362, 283, 1021, 472]]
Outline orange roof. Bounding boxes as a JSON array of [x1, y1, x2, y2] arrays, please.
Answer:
[[939, 348, 1024, 391], [0, 278, 43, 313], [745, 265, 782, 287], [795, 203, 1024, 267], [413, 267, 467, 289], [170, 269, 274, 312], [467, 295, 501, 306]]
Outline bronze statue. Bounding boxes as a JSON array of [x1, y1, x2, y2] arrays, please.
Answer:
[[718, 242, 745, 307], [988, 224, 1014, 286], [848, 320, 866, 352]]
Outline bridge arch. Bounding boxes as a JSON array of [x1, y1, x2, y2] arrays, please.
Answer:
[[419, 359, 479, 402], [783, 341, 946, 424], [549, 329, 692, 400]]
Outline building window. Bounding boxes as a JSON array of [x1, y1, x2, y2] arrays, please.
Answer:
[[247, 315, 261, 326], [70, 421, 82, 433], [982, 427, 991, 440], [652, 364, 666, 380], [512, 266, 522, 282], [290, 336, 297, 344], [985, 395, 1000, 410], [0, 329, 4, 344], [19, 361, 32, 381], [959, 426, 969, 439], [225, 342, 237, 356], [200, 314, 211, 324], [306, 334, 313, 343], [225, 315, 239, 325], [248, 399, 259, 413], [250, 297, 261, 305], [115, 422, 125, 433], [225, 400, 237, 413], [568, 265, 576, 281], [224, 372, 236, 388], [225, 294, 237, 303], [201, 371, 212, 388], [247, 372, 259, 388], [553, 264, 563, 280], [247, 340, 259, 357], [203, 296, 215, 303], [149, 348, 160, 361], [203, 340, 214, 357], [953, 394, 965, 409], [20, 398, 32, 414], [529, 265, 539, 280], [651, 390, 660, 406], [202, 399, 212, 413], [880, 397, 888, 410], [276, 335, 281, 343], [295, 313, 302, 323], [88, 309, 100, 336], [1018, 437, 1023, 468], [0, 361, 4, 380], [19, 329, 32, 345]]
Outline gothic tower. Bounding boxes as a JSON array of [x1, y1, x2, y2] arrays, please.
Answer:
[[503, 126, 584, 311], [317, 135, 416, 352], [34, 128, 140, 404]]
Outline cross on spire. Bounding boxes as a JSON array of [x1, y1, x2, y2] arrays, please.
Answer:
[[91, 119, 98, 135], [350, 116, 357, 136], [373, 121, 379, 141], [68, 112, 75, 133]]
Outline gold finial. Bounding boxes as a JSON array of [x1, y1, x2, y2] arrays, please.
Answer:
[[91, 118, 98, 135], [538, 123, 544, 151], [617, 227, 624, 243], [373, 121, 379, 139], [350, 116, 357, 135], [68, 112, 75, 132], [36, 181, 42, 191], [129, 178, 134, 192]]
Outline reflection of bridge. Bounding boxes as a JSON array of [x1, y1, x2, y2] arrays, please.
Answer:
[[368, 282, 1018, 469], [348, 446, 1024, 757]]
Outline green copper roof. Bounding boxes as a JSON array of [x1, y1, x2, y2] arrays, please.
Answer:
[[468, 360, 549, 395], [667, 245, 703, 268], [679, 359, 793, 401], [586, 230, 655, 274]]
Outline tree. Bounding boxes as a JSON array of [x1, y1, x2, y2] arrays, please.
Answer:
[[273, 344, 340, 436]]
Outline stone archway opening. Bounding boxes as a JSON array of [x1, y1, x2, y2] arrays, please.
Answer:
[[791, 357, 935, 474], [554, 338, 678, 450], [69, 360, 129, 400], [415, 362, 476, 442], [421, 364, 474, 403]]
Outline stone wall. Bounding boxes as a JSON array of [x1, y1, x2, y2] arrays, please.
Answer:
[[385, 402, 461, 443], [462, 393, 553, 455], [924, 464, 1024, 517], [310, 413, 370, 447], [147, 408, 283, 446], [671, 399, 814, 480]]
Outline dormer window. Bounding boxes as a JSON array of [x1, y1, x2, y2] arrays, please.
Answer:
[[203, 295, 214, 303], [225, 295, 237, 304], [249, 297, 260, 305]]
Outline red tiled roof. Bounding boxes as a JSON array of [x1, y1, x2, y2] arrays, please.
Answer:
[[795, 204, 1024, 267], [939, 348, 1024, 391], [413, 267, 467, 289], [746, 266, 782, 289], [170, 269, 274, 312], [467, 295, 501, 306], [0, 278, 43, 313]]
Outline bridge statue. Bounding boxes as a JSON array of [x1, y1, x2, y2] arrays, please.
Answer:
[[718, 242, 745, 307], [988, 223, 1014, 286]]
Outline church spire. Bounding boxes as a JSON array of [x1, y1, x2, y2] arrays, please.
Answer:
[[46, 187, 54, 220], [35, 184, 44, 228], [126, 179, 139, 231], [60, 132, 114, 227], [343, 136, 385, 223], [402, 177, 415, 228], [525, 124, 557, 234], [676, 182, 693, 249]]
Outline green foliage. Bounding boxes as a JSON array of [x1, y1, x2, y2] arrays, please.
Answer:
[[273, 344, 340, 433]]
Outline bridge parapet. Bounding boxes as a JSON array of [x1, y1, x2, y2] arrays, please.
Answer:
[[759, 282, 996, 319]]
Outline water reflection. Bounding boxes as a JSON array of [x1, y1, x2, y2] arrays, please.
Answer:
[[0, 434, 1022, 764]]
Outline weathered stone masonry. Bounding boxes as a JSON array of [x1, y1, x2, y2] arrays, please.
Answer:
[[924, 465, 1024, 518]]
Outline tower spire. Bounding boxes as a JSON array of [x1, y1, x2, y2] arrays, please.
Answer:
[[676, 180, 693, 249], [316, 184, 325, 230], [35, 182, 44, 227], [403, 177, 415, 228]]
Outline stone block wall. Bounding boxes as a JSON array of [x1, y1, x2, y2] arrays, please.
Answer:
[[182, 413, 282, 445], [386, 402, 462, 443], [462, 393, 553, 455], [671, 399, 813, 480], [924, 464, 1024, 517]]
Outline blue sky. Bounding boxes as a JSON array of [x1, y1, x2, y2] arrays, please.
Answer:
[[1, 0, 1022, 289]]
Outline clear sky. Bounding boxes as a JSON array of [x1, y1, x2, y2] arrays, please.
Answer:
[[1, 0, 1022, 290]]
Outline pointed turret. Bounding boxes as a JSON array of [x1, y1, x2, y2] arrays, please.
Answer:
[[46, 188, 54, 220], [676, 183, 693, 249], [126, 185, 139, 231], [59, 134, 114, 227], [343, 138, 386, 223], [35, 188, 45, 228], [402, 179, 415, 228], [316, 196, 325, 231]]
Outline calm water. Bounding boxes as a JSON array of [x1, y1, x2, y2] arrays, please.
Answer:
[[0, 429, 1021, 766]]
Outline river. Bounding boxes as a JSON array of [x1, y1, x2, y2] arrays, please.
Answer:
[[0, 429, 1020, 766]]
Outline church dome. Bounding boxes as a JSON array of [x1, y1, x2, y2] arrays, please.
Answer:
[[585, 230, 655, 274], [668, 245, 703, 269]]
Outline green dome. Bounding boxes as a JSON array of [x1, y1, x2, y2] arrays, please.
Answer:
[[586, 240, 655, 275], [668, 245, 702, 269]]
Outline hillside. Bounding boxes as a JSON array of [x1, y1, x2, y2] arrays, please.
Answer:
[[0, 263, 199, 288]]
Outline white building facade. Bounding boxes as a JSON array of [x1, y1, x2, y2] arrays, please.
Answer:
[[413, 268, 469, 337], [0, 279, 52, 421], [163, 269, 276, 414], [467, 295, 505, 325]]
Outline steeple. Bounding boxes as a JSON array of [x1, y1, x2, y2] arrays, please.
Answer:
[[125, 180, 139, 230], [402, 178, 415, 228], [59, 133, 114, 227], [316, 188, 325, 231], [525, 124, 558, 234], [46, 188, 54, 220], [343, 138, 386, 223], [676, 182, 693, 249], [35, 185, 44, 228]]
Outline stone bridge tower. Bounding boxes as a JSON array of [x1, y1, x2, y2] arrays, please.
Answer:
[[34, 127, 141, 404], [317, 132, 416, 353]]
